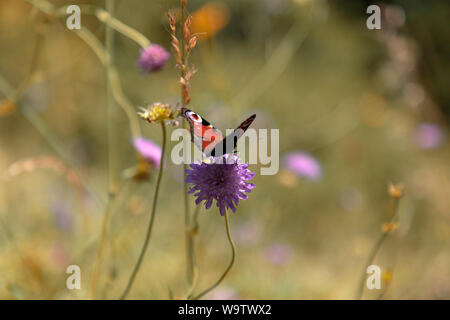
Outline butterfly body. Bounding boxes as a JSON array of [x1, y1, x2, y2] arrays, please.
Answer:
[[181, 107, 256, 157]]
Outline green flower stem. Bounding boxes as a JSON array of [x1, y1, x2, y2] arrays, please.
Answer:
[[92, 7, 150, 48], [106, 0, 117, 196], [53, 4, 151, 48], [178, 0, 195, 290], [71, 27, 142, 140], [88, 197, 114, 299], [356, 197, 400, 300], [120, 122, 167, 300], [191, 211, 236, 300], [184, 205, 201, 298], [27, 0, 150, 48], [184, 184, 194, 285], [88, 0, 116, 300]]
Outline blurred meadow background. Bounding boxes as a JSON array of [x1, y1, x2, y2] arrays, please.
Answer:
[[0, 0, 449, 299]]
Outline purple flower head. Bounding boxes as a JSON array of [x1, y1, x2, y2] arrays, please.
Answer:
[[137, 44, 170, 73], [283, 151, 322, 181], [414, 123, 446, 150], [133, 137, 162, 168], [185, 154, 256, 216], [264, 243, 294, 265]]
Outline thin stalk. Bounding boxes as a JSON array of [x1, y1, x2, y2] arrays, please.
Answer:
[[179, 0, 195, 289], [88, 198, 114, 299], [53, 4, 151, 48], [191, 212, 235, 300], [356, 198, 400, 299], [74, 28, 141, 139], [28, 0, 150, 48], [120, 122, 167, 300], [88, 0, 116, 300], [93, 7, 150, 48], [106, 0, 117, 196], [184, 205, 201, 298]]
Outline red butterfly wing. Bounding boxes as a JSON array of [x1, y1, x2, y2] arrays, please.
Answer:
[[182, 108, 224, 154], [181, 108, 256, 157]]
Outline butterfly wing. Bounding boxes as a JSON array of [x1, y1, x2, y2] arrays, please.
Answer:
[[181, 108, 256, 157], [181, 108, 224, 154], [211, 114, 256, 156]]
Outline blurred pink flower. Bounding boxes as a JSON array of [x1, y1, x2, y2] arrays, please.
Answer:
[[414, 123, 446, 149], [283, 151, 322, 181], [207, 287, 238, 300], [133, 137, 162, 168], [384, 5, 406, 29], [51, 243, 71, 267], [137, 44, 170, 73], [264, 243, 293, 265], [235, 220, 262, 246]]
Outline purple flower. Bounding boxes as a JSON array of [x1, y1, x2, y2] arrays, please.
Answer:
[[414, 123, 445, 150], [133, 137, 162, 168], [283, 151, 322, 181], [51, 201, 73, 232], [137, 44, 170, 73], [264, 243, 293, 265], [185, 154, 256, 216]]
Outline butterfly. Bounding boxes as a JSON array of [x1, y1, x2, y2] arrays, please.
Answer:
[[181, 107, 256, 157]]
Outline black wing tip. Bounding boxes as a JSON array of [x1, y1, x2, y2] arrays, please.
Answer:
[[246, 114, 256, 124]]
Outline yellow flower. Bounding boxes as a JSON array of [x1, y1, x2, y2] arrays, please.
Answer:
[[138, 102, 174, 123]]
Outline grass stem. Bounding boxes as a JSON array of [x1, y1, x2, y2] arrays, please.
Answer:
[[356, 198, 400, 299], [120, 122, 166, 299], [191, 211, 235, 300]]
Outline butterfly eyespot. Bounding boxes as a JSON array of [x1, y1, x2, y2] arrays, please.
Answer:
[[187, 111, 202, 123]]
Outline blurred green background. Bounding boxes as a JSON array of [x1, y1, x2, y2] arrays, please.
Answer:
[[0, 0, 448, 299]]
